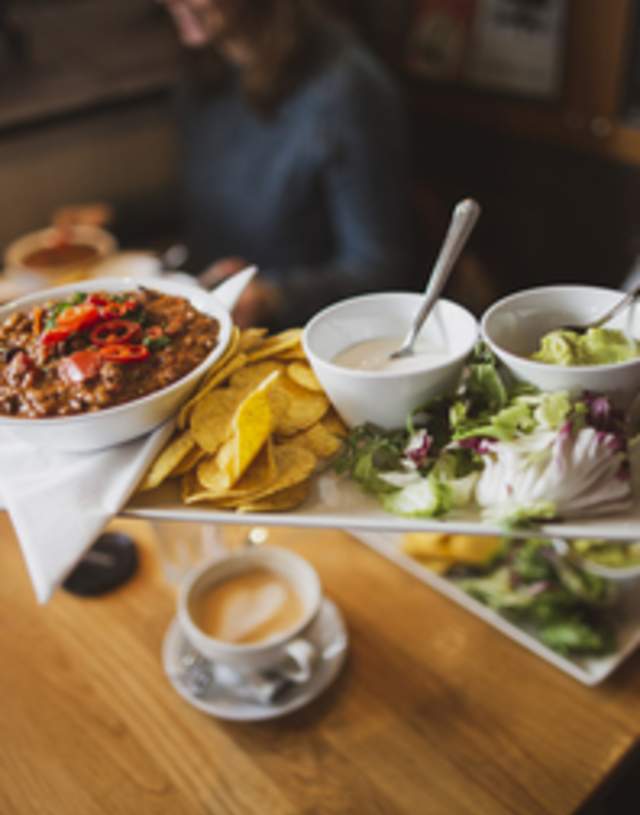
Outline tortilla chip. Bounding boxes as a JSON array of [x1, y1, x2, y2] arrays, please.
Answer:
[[229, 360, 285, 392], [217, 441, 278, 500], [402, 532, 451, 559], [321, 409, 348, 438], [402, 533, 501, 565], [138, 430, 195, 491], [411, 556, 451, 575], [447, 534, 502, 564], [271, 376, 329, 436], [247, 443, 316, 500], [184, 442, 279, 505], [224, 370, 279, 483], [182, 469, 214, 504], [171, 444, 207, 477], [246, 329, 303, 362], [286, 362, 322, 392], [177, 352, 248, 430], [215, 436, 235, 474], [236, 480, 310, 512], [238, 327, 269, 351], [189, 386, 245, 452], [196, 453, 233, 494], [272, 347, 307, 361], [289, 422, 343, 460]]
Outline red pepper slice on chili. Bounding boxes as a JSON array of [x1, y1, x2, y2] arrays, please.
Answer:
[[98, 299, 138, 319], [99, 343, 150, 363], [41, 326, 72, 346], [59, 350, 104, 383], [90, 319, 141, 346], [86, 293, 109, 306], [55, 303, 100, 333]]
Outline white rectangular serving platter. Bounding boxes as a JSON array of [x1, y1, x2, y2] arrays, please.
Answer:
[[348, 531, 640, 686], [125, 471, 640, 542], [125, 473, 640, 685]]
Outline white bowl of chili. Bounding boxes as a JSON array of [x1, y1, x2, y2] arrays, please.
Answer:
[[0, 274, 240, 451]]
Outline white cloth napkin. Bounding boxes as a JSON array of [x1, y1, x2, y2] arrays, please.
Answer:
[[0, 421, 174, 603]]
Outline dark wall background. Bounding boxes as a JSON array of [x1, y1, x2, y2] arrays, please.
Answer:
[[3, 0, 640, 308], [413, 114, 640, 297]]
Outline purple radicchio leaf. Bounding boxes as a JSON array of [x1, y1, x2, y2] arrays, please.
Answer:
[[583, 391, 625, 434], [553, 421, 574, 474], [405, 431, 432, 467], [457, 436, 495, 455], [593, 423, 628, 479], [524, 580, 551, 597]]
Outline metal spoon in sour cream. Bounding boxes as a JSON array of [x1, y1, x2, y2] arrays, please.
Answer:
[[332, 335, 450, 373]]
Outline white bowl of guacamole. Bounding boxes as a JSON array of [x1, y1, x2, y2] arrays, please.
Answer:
[[481, 285, 640, 408]]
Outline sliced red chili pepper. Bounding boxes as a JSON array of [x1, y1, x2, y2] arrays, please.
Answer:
[[99, 343, 150, 363], [98, 299, 138, 319], [55, 303, 100, 333], [87, 293, 109, 306], [58, 350, 103, 383], [90, 319, 141, 346], [41, 327, 72, 346]]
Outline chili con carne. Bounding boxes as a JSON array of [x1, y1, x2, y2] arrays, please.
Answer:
[[0, 288, 219, 417]]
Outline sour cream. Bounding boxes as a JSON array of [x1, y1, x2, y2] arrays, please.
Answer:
[[332, 335, 449, 373]]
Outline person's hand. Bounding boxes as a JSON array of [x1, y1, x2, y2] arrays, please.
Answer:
[[159, 0, 218, 47], [198, 256, 248, 289], [231, 278, 282, 328]]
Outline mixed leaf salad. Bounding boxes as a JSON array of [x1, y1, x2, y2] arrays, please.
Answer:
[[451, 537, 616, 656], [336, 345, 638, 526]]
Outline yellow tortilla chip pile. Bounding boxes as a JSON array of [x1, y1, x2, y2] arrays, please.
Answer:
[[138, 326, 347, 512], [402, 532, 502, 575]]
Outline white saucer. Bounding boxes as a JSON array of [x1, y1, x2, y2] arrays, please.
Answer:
[[162, 598, 348, 722]]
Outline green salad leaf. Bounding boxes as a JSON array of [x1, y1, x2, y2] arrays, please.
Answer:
[[335, 342, 633, 527], [334, 424, 406, 494], [453, 538, 616, 657]]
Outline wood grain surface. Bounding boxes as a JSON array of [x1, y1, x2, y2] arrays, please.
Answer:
[[1, 512, 639, 815]]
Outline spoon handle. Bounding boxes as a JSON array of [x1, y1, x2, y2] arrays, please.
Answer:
[[404, 198, 481, 350], [590, 282, 640, 330]]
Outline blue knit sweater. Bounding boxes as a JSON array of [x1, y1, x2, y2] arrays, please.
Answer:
[[178, 20, 418, 326]]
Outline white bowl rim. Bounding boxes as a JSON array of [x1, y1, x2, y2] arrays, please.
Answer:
[[553, 538, 640, 581], [481, 284, 640, 374], [0, 275, 232, 427], [303, 290, 479, 380], [4, 224, 118, 267]]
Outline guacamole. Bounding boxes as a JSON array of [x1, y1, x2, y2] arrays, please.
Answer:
[[531, 327, 640, 366], [571, 539, 640, 569]]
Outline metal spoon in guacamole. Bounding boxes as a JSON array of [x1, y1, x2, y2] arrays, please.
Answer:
[[561, 283, 640, 334]]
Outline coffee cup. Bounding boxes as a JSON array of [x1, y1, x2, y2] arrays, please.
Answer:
[[178, 546, 322, 683]]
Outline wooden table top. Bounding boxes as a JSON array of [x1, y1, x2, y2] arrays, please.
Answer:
[[2, 512, 640, 815]]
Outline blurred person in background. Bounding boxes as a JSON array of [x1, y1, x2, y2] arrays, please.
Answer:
[[160, 0, 419, 328]]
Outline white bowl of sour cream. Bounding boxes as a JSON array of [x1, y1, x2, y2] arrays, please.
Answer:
[[302, 291, 478, 429]]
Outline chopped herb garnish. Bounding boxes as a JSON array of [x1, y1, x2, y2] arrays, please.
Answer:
[[142, 335, 171, 350]]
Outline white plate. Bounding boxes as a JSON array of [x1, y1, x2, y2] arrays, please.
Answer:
[[162, 598, 348, 721], [126, 470, 640, 542], [351, 530, 640, 686]]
